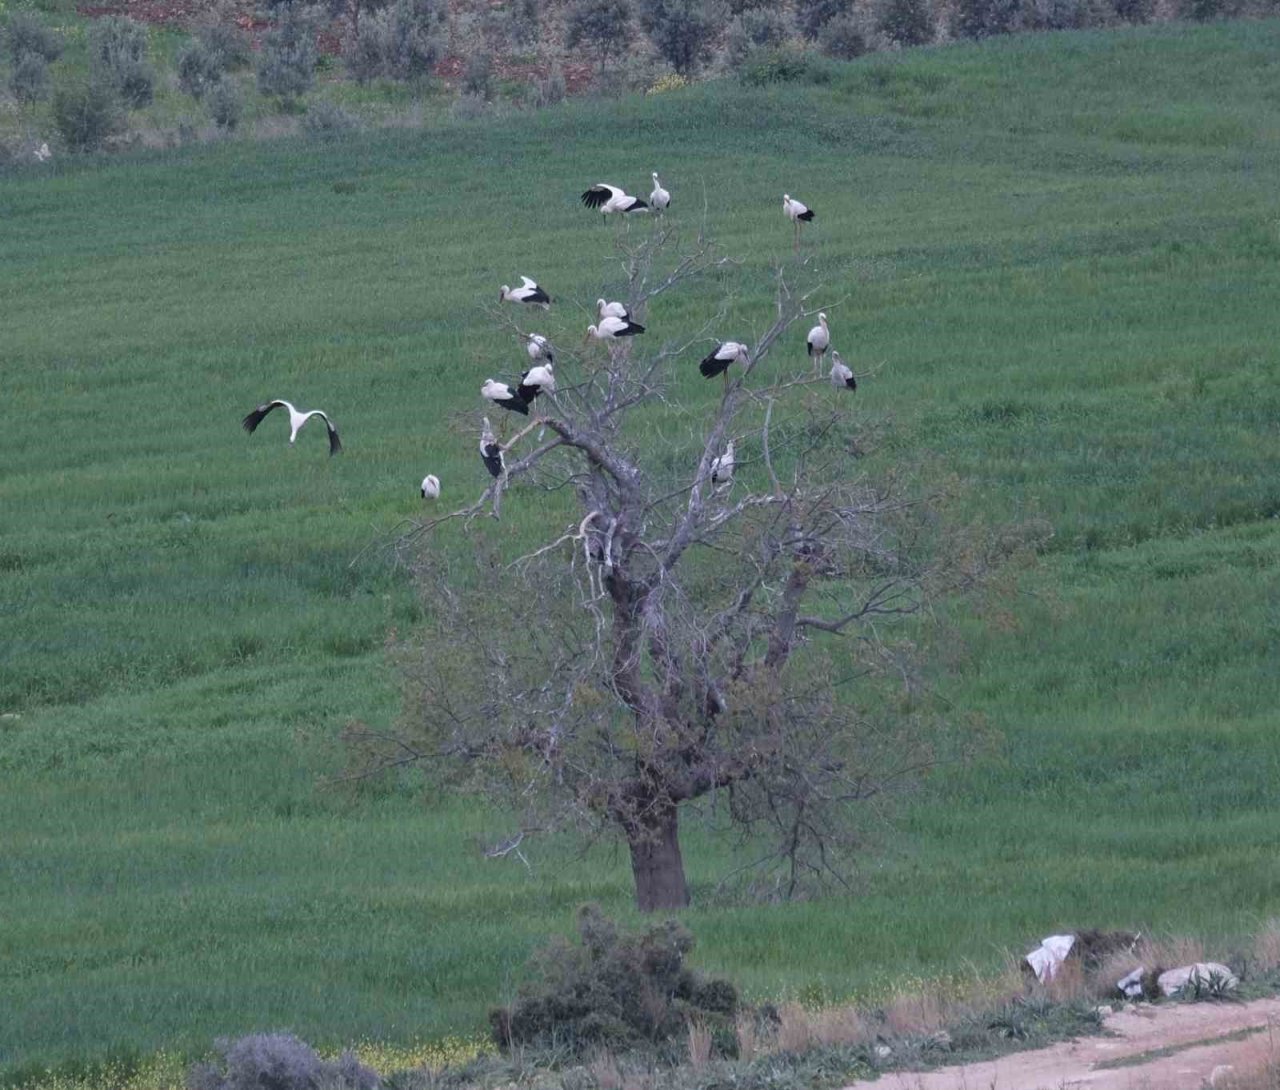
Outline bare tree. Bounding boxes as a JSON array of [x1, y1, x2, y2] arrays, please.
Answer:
[[355, 224, 995, 911]]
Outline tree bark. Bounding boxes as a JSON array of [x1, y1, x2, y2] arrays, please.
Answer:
[[626, 801, 690, 911]]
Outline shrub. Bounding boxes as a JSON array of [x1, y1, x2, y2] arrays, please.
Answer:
[[490, 905, 738, 1056], [534, 61, 566, 106], [449, 92, 490, 119], [952, 0, 1019, 37], [205, 77, 243, 129], [343, 25, 387, 82], [256, 5, 318, 102], [723, 9, 789, 65], [565, 0, 634, 71], [51, 80, 124, 152], [188, 1034, 378, 1090], [177, 40, 223, 99], [638, 0, 725, 75], [506, 0, 539, 47], [302, 98, 359, 136], [1112, 0, 1154, 20], [88, 17, 155, 108], [877, 0, 934, 45], [347, 0, 445, 83], [794, 0, 850, 38], [5, 11, 63, 64], [9, 50, 50, 103], [737, 43, 830, 85], [462, 50, 493, 98], [820, 12, 868, 57], [197, 11, 252, 70]]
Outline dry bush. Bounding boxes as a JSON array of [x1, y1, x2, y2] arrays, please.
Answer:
[[586, 1051, 623, 1090], [1254, 920, 1280, 976], [685, 1022, 712, 1070], [883, 989, 949, 1037]]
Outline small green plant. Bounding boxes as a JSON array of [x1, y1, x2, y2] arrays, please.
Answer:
[[737, 44, 830, 85], [51, 80, 124, 151], [490, 905, 738, 1056]]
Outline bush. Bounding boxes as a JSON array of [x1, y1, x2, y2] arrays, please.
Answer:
[[177, 40, 223, 99], [256, 5, 318, 102], [565, 0, 634, 71], [877, 0, 934, 45], [88, 17, 155, 108], [490, 906, 738, 1056], [1112, 0, 1154, 20], [302, 98, 358, 136], [52, 81, 124, 152], [462, 50, 493, 98], [794, 0, 851, 37], [9, 50, 50, 103], [346, 0, 445, 83], [506, 0, 539, 47], [820, 12, 868, 57], [188, 1035, 378, 1090], [723, 9, 789, 65], [638, 0, 725, 75], [197, 12, 252, 70], [534, 61, 566, 106], [737, 43, 830, 85], [205, 77, 242, 129], [6, 11, 63, 64], [952, 0, 1019, 37]]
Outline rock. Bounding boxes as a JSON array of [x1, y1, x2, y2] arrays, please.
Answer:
[[874, 1045, 892, 1059], [924, 1031, 952, 1051], [1157, 962, 1238, 998], [1209, 1064, 1235, 1087], [1095, 1005, 1113, 1017], [1117, 967, 1145, 999]]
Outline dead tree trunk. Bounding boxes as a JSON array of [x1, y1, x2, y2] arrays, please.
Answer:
[[626, 799, 690, 911]]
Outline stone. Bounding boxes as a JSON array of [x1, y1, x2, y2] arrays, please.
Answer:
[[1157, 962, 1238, 998]]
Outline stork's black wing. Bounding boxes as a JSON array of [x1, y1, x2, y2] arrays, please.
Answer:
[[241, 400, 285, 434]]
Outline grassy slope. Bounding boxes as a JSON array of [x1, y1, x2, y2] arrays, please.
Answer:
[[3, 21, 1280, 1073]]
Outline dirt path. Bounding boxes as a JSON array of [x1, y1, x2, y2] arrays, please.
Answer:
[[846, 996, 1280, 1090]]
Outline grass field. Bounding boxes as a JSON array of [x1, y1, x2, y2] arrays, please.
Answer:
[[3, 19, 1280, 1078]]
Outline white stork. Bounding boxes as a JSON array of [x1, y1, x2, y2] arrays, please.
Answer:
[[481, 378, 530, 415], [710, 440, 735, 492], [597, 298, 631, 321], [421, 474, 441, 499], [806, 313, 830, 371], [518, 362, 555, 403], [241, 399, 342, 455], [830, 351, 857, 391], [479, 417, 505, 479], [784, 193, 815, 250], [500, 276, 551, 309], [650, 172, 670, 213], [526, 334, 553, 365], [586, 316, 645, 342], [699, 341, 749, 380], [581, 183, 648, 217]]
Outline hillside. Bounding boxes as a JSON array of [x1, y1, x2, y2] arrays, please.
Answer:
[[2, 20, 1279, 1075]]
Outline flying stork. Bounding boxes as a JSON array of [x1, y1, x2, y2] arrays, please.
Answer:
[[241, 399, 342, 456], [710, 440, 735, 492], [830, 351, 857, 391], [806, 312, 830, 372], [699, 341, 749, 391], [649, 172, 670, 213], [479, 417, 505, 479], [525, 333, 553, 365], [586, 315, 645, 342], [500, 276, 551, 309], [421, 474, 440, 499], [481, 378, 530, 415], [783, 193, 815, 250], [518, 362, 555, 403], [581, 183, 648, 217]]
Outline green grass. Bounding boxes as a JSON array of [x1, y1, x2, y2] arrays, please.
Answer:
[[3, 19, 1280, 1076]]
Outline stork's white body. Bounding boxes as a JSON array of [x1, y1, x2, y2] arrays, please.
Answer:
[[526, 334, 553, 364], [807, 313, 830, 364], [830, 351, 856, 391], [710, 441, 735, 490], [783, 194, 815, 224], [582, 183, 648, 215], [699, 341, 749, 379], [421, 474, 441, 499], [518, 362, 556, 403], [587, 315, 645, 341], [500, 276, 551, 308], [650, 173, 670, 212]]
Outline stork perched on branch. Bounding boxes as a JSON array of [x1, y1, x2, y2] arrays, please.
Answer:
[[710, 440, 735, 492], [518, 362, 555, 403], [807, 313, 830, 373], [500, 277, 551, 309], [481, 379, 530, 416], [525, 334, 553, 365], [586, 316, 645, 342], [241, 399, 342, 456], [830, 351, 857, 391], [581, 183, 648, 217], [479, 417, 504, 479], [699, 341, 749, 391]]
